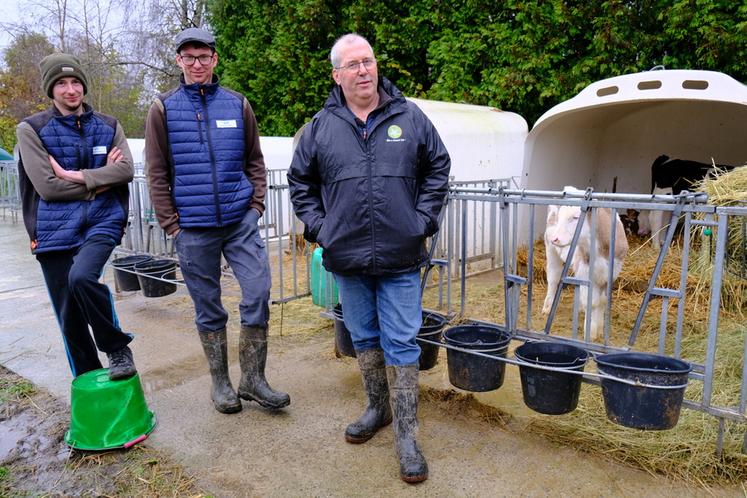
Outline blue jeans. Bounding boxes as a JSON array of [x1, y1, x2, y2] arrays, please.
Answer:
[[175, 209, 271, 332], [334, 271, 422, 366]]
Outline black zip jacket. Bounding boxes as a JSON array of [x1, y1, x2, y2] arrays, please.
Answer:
[[288, 77, 451, 275]]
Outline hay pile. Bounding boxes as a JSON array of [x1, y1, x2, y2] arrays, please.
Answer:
[[691, 165, 747, 315], [696, 165, 747, 206], [427, 225, 747, 485], [518, 238, 699, 293]]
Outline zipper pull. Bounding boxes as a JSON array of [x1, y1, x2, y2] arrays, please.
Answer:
[[363, 129, 367, 140], [197, 112, 202, 121]]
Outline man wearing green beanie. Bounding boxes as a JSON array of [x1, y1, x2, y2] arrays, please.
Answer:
[[16, 52, 139, 381]]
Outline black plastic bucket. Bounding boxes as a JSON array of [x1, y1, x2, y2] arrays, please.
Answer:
[[112, 255, 152, 291], [596, 352, 692, 430], [515, 341, 588, 415], [443, 325, 512, 392], [332, 304, 356, 358], [417, 311, 447, 371], [134, 259, 177, 298]]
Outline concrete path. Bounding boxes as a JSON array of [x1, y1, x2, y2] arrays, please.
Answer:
[[0, 220, 738, 497]]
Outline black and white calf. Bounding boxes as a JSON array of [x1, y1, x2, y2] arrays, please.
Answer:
[[638, 155, 735, 245]]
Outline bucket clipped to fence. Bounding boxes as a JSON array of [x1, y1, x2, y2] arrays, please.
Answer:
[[443, 324, 512, 392], [418, 311, 447, 371], [515, 341, 588, 415], [112, 254, 152, 291], [332, 304, 356, 358], [595, 352, 692, 430], [64, 368, 156, 450], [134, 258, 177, 298]]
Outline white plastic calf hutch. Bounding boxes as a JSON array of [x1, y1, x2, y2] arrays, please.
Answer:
[[521, 69, 747, 198], [409, 98, 527, 183], [408, 99, 528, 270]]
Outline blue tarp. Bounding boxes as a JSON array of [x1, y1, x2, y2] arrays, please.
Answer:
[[0, 147, 12, 160]]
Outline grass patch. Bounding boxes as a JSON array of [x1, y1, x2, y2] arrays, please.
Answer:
[[64, 445, 208, 497], [0, 376, 34, 404], [0, 467, 9, 498]]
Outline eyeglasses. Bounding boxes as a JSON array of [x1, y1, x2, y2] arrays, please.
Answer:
[[335, 58, 376, 72], [179, 54, 214, 66]]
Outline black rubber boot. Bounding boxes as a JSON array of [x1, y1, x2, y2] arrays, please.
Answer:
[[387, 364, 428, 483], [345, 348, 392, 443], [198, 329, 242, 414], [238, 325, 290, 409]]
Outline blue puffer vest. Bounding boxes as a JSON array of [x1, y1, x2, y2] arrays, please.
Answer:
[[24, 105, 128, 253], [160, 77, 252, 227]]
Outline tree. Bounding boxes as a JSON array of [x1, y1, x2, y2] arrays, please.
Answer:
[[125, 0, 211, 93], [0, 0, 157, 139], [0, 32, 53, 150], [209, 0, 746, 135]]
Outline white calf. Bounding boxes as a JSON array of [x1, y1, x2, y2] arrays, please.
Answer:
[[637, 186, 674, 246], [542, 199, 629, 340]]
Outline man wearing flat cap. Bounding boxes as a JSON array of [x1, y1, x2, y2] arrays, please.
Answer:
[[16, 53, 138, 381], [145, 27, 289, 414]]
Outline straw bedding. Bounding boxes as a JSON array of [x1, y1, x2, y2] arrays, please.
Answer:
[[420, 169, 747, 484]]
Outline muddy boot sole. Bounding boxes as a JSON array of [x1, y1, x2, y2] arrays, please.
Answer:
[[401, 472, 428, 484], [344, 415, 393, 444], [214, 400, 242, 414], [238, 391, 290, 410]]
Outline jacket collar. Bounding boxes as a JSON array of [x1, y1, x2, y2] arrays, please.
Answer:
[[180, 74, 220, 96], [52, 102, 94, 123], [324, 76, 405, 121]]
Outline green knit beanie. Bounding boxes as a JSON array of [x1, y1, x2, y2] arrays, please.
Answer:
[[39, 53, 88, 98]]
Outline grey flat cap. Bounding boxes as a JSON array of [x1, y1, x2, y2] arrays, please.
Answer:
[[175, 27, 216, 52]]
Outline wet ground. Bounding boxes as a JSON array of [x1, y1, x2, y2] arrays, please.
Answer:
[[0, 220, 743, 497], [0, 366, 205, 496]]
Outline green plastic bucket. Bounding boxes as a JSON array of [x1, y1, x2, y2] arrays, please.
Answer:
[[64, 368, 156, 450], [310, 247, 339, 307]]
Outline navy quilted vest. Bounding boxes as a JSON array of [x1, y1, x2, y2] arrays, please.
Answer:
[[26, 106, 128, 253], [161, 79, 252, 227]]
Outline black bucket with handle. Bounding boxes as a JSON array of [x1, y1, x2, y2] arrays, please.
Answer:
[[133, 259, 177, 298], [443, 324, 512, 392], [595, 352, 692, 430], [112, 255, 152, 291], [417, 311, 447, 371], [332, 304, 356, 358], [515, 341, 588, 415]]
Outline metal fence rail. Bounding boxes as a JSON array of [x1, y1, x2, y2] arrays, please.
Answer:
[[121, 165, 311, 303], [5, 158, 746, 451], [0, 161, 20, 222], [442, 185, 747, 454]]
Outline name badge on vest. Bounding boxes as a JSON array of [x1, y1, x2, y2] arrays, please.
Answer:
[[92, 146, 107, 155], [215, 119, 238, 129]]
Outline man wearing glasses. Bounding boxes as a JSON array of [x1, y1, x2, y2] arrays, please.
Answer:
[[145, 27, 289, 414], [288, 33, 450, 483]]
